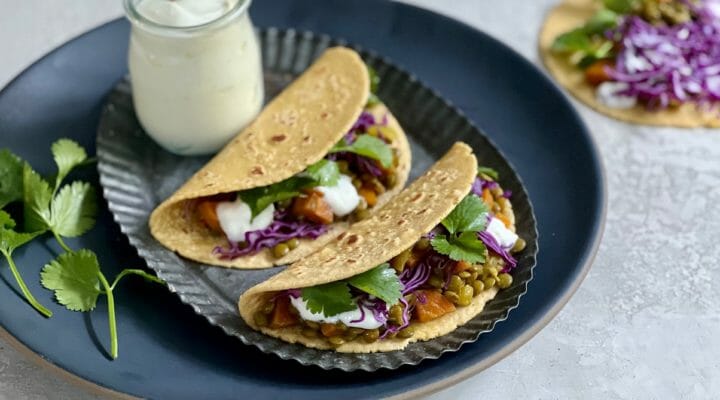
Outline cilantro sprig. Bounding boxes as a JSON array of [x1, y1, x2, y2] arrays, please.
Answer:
[[550, 0, 638, 67], [0, 139, 164, 360], [301, 263, 403, 317], [330, 134, 393, 168], [431, 195, 489, 263], [239, 159, 342, 218]]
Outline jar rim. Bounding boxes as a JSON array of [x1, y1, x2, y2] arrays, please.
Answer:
[[123, 0, 252, 36]]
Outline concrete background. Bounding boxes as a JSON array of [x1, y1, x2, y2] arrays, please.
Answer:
[[0, 0, 718, 399]]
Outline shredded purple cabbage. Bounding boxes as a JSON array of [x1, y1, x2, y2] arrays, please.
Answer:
[[471, 176, 499, 197], [608, 5, 720, 108], [213, 211, 328, 260], [478, 231, 517, 272]]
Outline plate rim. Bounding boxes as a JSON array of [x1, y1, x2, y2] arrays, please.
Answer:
[[0, 2, 607, 398]]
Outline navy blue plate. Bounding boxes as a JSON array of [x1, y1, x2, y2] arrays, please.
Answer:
[[0, 0, 605, 398]]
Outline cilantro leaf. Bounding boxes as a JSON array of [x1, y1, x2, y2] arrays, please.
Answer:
[[0, 150, 24, 209], [441, 195, 489, 234], [348, 263, 403, 306], [584, 9, 619, 35], [305, 159, 340, 187], [431, 233, 487, 264], [330, 134, 393, 168], [301, 281, 356, 317], [552, 28, 592, 53], [603, 0, 638, 14], [238, 176, 316, 217], [22, 164, 52, 232], [367, 65, 381, 107], [0, 211, 41, 255], [51, 139, 87, 191], [49, 181, 97, 237], [477, 166, 499, 181], [41, 249, 101, 312]]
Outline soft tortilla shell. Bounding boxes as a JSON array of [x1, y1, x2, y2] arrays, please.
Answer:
[[149, 47, 411, 269], [239, 142, 504, 352], [539, 0, 720, 128]]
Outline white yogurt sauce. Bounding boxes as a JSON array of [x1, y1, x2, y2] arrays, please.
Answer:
[[289, 296, 384, 330], [128, 0, 263, 155], [486, 217, 518, 251], [136, 0, 236, 26], [315, 174, 361, 217], [596, 82, 638, 109], [216, 199, 274, 243]]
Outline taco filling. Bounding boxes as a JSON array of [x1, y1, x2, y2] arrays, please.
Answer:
[[150, 46, 412, 269], [195, 78, 401, 260], [252, 167, 526, 346], [550, 0, 720, 110]]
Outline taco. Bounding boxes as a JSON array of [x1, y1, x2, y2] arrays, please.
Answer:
[[540, 0, 720, 127], [149, 47, 412, 269], [239, 143, 528, 352]]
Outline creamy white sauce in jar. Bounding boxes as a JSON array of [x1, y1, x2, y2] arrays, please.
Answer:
[[125, 0, 263, 155]]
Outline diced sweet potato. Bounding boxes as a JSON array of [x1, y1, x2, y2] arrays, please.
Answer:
[[270, 296, 298, 328], [496, 213, 512, 228], [584, 59, 613, 86], [358, 186, 378, 207], [413, 290, 456, 323], [291, 191, 334, 224], [481, 188, 494, 208], [453, 260, 472, 274], [197, 200, 221, 232]]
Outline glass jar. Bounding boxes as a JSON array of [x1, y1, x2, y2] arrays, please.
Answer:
[[123, 0, 264, 155]]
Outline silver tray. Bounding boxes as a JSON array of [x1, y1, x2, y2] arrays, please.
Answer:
[[96, 28, 538, 371]]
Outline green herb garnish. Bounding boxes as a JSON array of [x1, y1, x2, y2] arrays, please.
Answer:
[[301, 263, 403, 317], [477, 166, 500, 181], [431, 195, 489, 263], [1, 139, 165, 360], [551, 6, 621, 66], [367, 65, 381, 107], [239, 176, 316, 218], [330, 134, 393, 168], [304, 159, 340, 187]]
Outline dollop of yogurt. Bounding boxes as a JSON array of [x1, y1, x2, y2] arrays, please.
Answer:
[[135, 0, 238, 27], [486, 217, 518, 250], [216, 199, 274, 243], [289, 296, 384, 330], [596, 81, 638, 109], [315, 174, 361, 217]]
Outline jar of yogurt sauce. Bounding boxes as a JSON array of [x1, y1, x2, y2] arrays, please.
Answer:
[[123, 0, 264, 155]]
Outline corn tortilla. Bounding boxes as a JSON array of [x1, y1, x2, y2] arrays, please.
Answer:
[[149, 47, 412, 269], [539, 0, 720, 128], [239, 142, 513, 352]]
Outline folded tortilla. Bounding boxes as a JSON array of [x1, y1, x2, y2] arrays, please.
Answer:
[[539, 0, 720, 127], [239, 142, 514, 352], [149, 47, 412, 269]]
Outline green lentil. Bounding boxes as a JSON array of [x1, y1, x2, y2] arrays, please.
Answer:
[[511, 238, 526, 253], [362, 329, 380, 343], [391, 249, 412, 273], [286, 238, 300, 250], [354, 208, 371, 221], [459, 271, 471, 279], [416, 238, 431, 251], [328, 336, 345, 346], [428, 275, 444, 288], [389, 304, 404, 325], [472, 280, 485, 295], [444, 291, 460, 304], [397, 326, 415, 338], [448, 275, 464, 292], [484, 277, 497, 289], [458, 285, 474, 306], [497, 273, 513, 289], [272, 243, 289, 258]]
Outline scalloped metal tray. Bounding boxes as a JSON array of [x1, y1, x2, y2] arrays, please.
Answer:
[[96, 28, 538, 372]]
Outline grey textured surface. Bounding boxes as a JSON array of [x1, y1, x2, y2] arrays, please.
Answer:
[[0, 0, 717, 399]]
